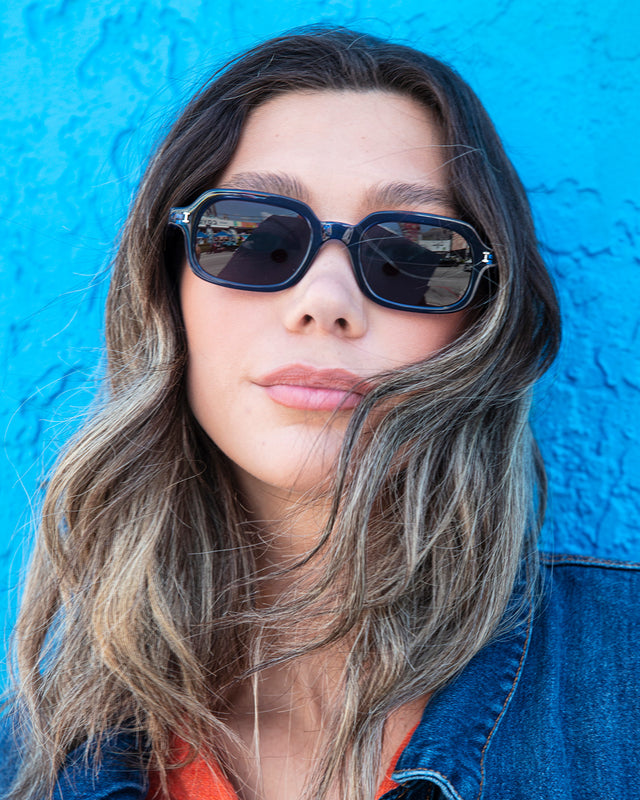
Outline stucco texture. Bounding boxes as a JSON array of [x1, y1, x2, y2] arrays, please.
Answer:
[[1, 0, 639, 680]]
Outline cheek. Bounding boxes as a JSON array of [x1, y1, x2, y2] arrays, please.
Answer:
[[180, 263, 263, 365], [181, 266, 225, 351], [180, 267, 242, 422], [422, 309, 468, 349], [376, 308, 468, 365]]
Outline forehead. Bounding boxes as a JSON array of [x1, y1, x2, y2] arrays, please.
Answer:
[[218, 90, 453, 218]]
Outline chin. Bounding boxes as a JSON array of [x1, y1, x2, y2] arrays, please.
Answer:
[[229, 447, 341, 511]]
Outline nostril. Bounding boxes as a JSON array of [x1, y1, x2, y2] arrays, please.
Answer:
[[337, 317, 348, 329]]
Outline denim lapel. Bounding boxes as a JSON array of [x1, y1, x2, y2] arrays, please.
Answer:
[[391, 584, 534, 800]]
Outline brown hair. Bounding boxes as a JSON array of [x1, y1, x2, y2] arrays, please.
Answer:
[[7, 26, 560, 800]]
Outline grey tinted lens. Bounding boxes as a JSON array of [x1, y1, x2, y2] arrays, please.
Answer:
[[195, 199, 311, 286], [360, 222, 474, 307]]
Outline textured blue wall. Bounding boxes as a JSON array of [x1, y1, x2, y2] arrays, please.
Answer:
[[1, 0, 639, 680]]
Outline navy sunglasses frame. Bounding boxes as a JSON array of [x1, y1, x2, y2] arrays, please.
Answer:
[[169, 189, 495, 314]]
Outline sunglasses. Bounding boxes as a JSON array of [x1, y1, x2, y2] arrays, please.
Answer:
[[169, 190, 494, 313]]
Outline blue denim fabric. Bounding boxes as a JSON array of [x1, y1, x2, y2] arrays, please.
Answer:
[[2, 554, 639, 799], [0, 726, 146, 799], [392, 554, 640, 799]]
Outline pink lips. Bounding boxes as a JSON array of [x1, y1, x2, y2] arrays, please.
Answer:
[[255, 365, 373, 411]]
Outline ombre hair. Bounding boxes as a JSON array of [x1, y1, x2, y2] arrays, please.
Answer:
[[7, 26, 560, 800]]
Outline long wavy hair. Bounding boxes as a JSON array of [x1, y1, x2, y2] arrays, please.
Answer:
[[7, 26, 560, 800]]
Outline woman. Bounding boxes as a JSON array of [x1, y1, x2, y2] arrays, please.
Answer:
[[2, 26, 638, 800]]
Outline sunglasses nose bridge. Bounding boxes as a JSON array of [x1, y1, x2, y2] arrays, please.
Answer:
[[320, 221, 355, 246], [316, 221, 359, 274]]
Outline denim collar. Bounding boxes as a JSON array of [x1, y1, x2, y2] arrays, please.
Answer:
[[391, 586, 534, 800]]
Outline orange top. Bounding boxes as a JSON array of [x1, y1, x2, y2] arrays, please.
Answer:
[[147, 726, 416, 800]]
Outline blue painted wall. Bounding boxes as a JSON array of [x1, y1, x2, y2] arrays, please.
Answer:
[[1, 0, 639, 681]]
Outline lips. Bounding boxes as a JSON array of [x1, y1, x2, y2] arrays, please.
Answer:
[[255, 365, 373, 411]]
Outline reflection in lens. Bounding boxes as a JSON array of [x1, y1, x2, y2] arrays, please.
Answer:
[[361, 222, 474, 307], [195, 199, 311, 286]]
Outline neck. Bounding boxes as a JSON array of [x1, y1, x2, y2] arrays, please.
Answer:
[[236, 471, 336, 604], [228, 645, 346, 721], [228, 473, 347, 722], [223, 475, 430, 799]]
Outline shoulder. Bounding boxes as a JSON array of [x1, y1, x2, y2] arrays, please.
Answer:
[[539, 549, 640, 580], [536, 551, 640, 635], [487, 553, 640, 791], [527, 552, 640, 685], [466, 554, 640, 795], [0, 711, 21, 794], [0, 712, 147, 800]]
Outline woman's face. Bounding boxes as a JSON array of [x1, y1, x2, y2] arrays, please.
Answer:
[[181, 90, 467, 512]]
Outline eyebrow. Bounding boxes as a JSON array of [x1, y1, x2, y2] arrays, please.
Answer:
[[220, 172, 311, 202], [219, 172, 453, 212], [369, 181, 453, 211]]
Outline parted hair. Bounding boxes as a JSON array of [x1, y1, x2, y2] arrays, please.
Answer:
[[7, 26, 560, 800]]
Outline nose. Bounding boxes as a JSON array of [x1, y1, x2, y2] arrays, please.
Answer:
[[281, 240, 368, 337]]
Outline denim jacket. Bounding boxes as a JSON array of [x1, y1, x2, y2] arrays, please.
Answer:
[[2, 553, 639, 799]]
